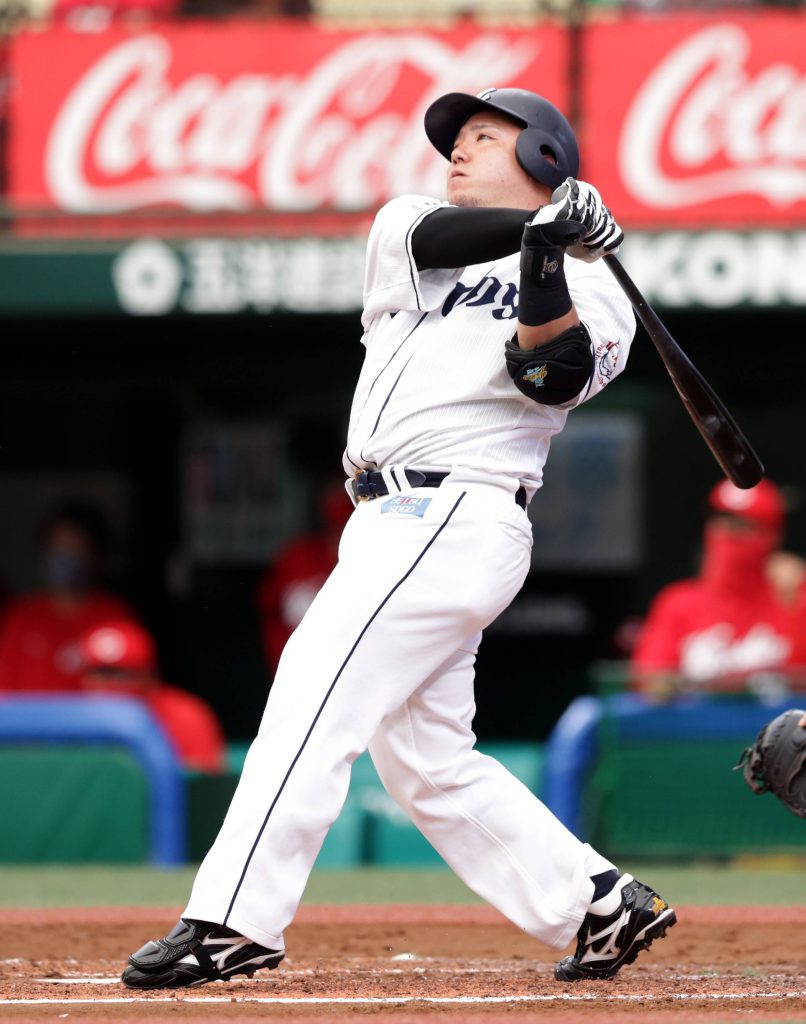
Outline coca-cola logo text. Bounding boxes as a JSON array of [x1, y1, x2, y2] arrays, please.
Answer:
[[680, 622, 791, 680], [44, 33, 539, 212], [621, 24, 806, 208]]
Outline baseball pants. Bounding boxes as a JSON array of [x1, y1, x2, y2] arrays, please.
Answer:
[[184, 474, 613, 952]]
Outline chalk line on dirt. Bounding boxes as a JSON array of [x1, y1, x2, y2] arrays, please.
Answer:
[[3, 992, 806, 1006]]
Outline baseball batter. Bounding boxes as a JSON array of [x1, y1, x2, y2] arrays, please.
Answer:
[[123, 88, 675, 989]]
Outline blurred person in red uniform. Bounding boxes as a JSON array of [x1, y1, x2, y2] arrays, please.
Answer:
[[631, 479, 806, 699], [255, 479, 353, 678], [78, 619, 226, 773], [0, 504, 138, 692]]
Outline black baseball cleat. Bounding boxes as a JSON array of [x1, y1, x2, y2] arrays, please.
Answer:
[[554, 873, 676, 982], [121, 917, 285, 989]]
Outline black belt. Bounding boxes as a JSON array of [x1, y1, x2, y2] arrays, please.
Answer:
[[352, 469, 527, 509]]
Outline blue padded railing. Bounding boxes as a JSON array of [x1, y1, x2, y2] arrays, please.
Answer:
[[0, 695, 186, 864], [541, 692, 796, 839]]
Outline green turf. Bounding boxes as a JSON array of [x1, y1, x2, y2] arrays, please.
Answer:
[[0, 862, 803, 908]]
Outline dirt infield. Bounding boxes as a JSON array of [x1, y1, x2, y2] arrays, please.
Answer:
[[1, 905, 805, 1022]]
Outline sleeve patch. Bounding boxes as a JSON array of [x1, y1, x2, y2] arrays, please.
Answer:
[[596, 340, 620, 386]]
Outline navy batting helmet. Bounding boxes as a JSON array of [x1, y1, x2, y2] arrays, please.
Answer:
[[424, 87, 579, 193]]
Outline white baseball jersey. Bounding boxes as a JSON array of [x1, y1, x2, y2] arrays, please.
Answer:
[[344, 194, 636, 499], [184, 192, 633, 959]]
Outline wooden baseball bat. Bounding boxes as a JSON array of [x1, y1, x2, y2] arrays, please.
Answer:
[[604, 254, 764, 490]]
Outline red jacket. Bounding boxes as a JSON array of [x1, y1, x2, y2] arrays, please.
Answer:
[[0, 592, 138, 692], [144, 684, 225, 773], [632, 524, 806, 686], [255, 535, 339, 676]]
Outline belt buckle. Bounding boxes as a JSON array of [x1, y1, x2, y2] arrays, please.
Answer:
[[353, 470, 377, 501]]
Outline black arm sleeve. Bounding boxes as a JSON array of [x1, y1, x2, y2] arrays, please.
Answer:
[[411, 206, 531, 270]]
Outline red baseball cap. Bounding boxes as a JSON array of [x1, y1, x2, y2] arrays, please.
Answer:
[[79, 621, 157, 674], [707, 479, 786, 532]]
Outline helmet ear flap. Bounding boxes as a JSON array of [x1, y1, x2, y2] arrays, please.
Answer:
[[516, 128, 576, 191]]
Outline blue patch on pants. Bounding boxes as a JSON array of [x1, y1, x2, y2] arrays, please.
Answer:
[[380, 495, 432, 517]]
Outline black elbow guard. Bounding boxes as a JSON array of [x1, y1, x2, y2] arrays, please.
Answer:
[[504, 324, 594, 406]]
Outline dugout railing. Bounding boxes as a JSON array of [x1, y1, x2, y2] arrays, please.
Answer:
[[541, 674, 806, 861], [0, 695, 186, 865]]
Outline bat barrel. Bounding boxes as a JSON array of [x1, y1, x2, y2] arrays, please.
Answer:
[[604, 255, 764, 490]]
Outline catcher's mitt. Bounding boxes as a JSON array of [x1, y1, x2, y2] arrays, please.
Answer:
[[735, 709, 806, 818]]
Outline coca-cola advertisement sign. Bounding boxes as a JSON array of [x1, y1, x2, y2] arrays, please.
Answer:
[[7, 22, 567, 216], [582, 14, 806, 226], [9, 16, 804, 227]]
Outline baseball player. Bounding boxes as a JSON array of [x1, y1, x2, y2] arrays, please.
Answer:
[[122, 87, 675, 989]]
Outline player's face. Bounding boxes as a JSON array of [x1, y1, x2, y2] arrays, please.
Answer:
[[447, 112, 552, 210]]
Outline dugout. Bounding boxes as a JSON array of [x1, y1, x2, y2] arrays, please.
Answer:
[[1, 303, 804, 744]]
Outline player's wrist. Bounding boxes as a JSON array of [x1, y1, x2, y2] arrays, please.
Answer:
[[519, 224, 575, 327]]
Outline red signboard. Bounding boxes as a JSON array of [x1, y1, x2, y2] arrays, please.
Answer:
[[7, 21, 567, 220], [7, 14, 804, 230], [581, 13, 806, 227]]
